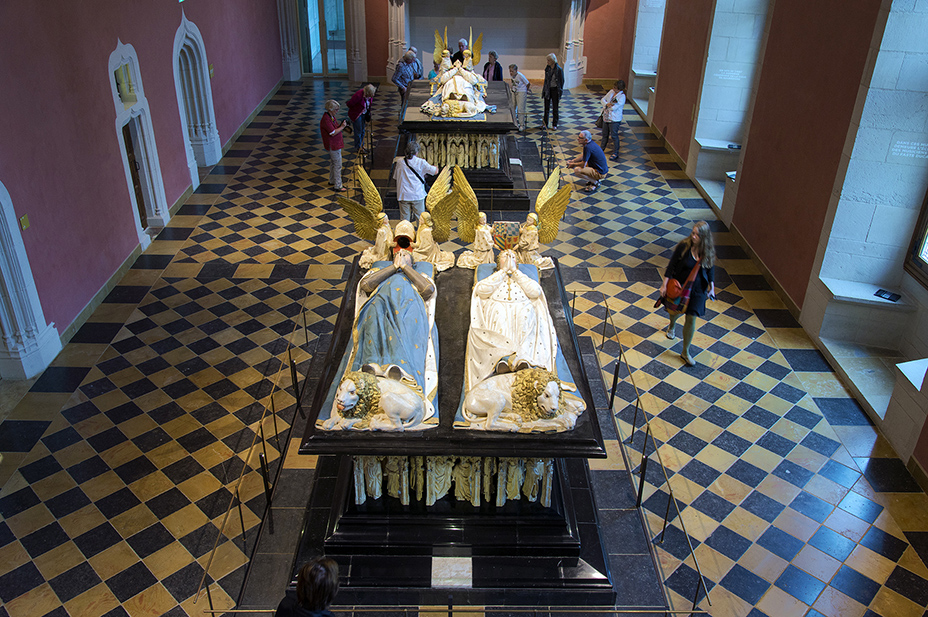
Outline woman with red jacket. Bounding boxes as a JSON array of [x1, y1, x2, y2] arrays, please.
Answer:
[[320, 100, 348, 192], [346, 84, 376, 153]]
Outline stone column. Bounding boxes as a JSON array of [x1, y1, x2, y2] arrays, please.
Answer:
[[561, 0, 587, 89], [387, 0, 410, 78], [277, 0, 302, 81], [345, 0, 368, 82]]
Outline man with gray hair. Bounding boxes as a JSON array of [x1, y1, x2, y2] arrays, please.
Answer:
[[452, 38, 467, 65], [408, 46, 423, 80], [565, 130, 608, 193], [392, 50, 418, 116]]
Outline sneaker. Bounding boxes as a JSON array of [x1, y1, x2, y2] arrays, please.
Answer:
[[665, 325, 676, 340], [680, 352, 696, 367]]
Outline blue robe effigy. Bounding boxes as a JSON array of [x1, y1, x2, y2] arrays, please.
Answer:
[[350, 262, 432, 391]]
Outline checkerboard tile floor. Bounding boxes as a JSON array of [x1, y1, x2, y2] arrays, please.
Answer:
[[0, 78, 927, 617]]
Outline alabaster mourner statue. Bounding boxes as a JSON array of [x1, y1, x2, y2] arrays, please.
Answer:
[[459, 249, 585, 432], [320, 250, 439, 431]]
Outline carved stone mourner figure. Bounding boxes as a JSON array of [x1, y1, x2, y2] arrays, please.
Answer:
[[456, 211, 495, 269]]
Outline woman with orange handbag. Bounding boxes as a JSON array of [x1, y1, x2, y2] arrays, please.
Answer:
[[658, 221, 716, 367]]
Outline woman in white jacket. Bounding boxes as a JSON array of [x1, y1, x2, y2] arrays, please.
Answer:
[[600, 80, 626, 161]]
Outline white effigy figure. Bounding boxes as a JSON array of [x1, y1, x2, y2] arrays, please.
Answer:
[[423, 29, 489, 119], [458, 250, 585, 433], [465, 250, 558, 392]]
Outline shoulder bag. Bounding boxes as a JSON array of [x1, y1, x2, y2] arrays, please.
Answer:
[[657, 260, 701, 314]]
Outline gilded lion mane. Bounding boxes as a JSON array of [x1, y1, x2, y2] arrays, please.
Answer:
[[341, 371, 381, 419], [510, 368, 564, 421]]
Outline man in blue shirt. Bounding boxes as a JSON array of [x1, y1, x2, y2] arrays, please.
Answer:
[[392, 51, 418, 116], [566, 130, 608, 193]]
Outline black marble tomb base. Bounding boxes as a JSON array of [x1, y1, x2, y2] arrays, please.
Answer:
[[291, 454, 616, 606]]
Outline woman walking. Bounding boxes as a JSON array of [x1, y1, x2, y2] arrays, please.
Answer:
[[659, 221, 716, 367], [542, 53, 564, 130], [600, 80, 625, 161]]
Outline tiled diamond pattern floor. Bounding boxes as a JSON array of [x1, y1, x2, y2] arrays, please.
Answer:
[[0, 78, 927, 617]]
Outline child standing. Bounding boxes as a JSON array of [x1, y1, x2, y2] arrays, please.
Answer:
[[509, 64, 530, 132]]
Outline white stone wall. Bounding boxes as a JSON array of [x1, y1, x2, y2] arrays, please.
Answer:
[[695, 0, 769, 144], [409, 0, 563, 79], [820, 3, 928, 288], [632, 0, 666, 74]]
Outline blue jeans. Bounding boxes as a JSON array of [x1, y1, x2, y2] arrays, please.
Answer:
[[602, 121, 621, 159], [351, 115, 365, 150]]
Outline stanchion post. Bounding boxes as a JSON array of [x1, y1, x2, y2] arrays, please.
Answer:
[[290, 353, 305, 419], [237, 489, 247, 550], [635, 425, 651, 509], [270, 395, 281, 452], [609, 360, 621, 411], [259, 452, 275, 534], [303, 307, 309, 347]]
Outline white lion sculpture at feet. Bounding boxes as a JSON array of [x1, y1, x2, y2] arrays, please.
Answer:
[[462, 367, 585, 432], [322, 369, 425, 431]]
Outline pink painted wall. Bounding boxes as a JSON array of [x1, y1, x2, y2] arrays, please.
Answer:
[[0, 1, 281, 334], [914, 420, 928, 475], [732, 0, 880, 307], [649, 0, 712, 162], [584, 0, 636, 81], [366, 0, 389, 78]]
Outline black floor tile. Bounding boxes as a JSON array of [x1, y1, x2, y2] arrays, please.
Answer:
[[70, 321, 124, 344], [884, 565, 928, 606], [105, 562, 158, 602], [103, 285, 150, 304], [0, 562, 45, 603], [719, 564, 770, 605], [757, 526, 803, 561], [813, 397, 872, 426], [829, 565, 880, 606], [48, 562, 102, 603], [775, 564, 825, 605], [854, 457, 922, 492], [860, 526, 908, 562], [29, 366, 90, 393], [808, 526, 856, 561]]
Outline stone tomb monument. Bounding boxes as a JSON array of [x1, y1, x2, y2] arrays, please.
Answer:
[[294, 255, 615, 606]]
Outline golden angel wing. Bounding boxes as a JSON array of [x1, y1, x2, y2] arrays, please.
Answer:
[[456, 181, 480, 244], [433, 29, 445, 65], [355, 165, 383, 216], [453, 166, 479, 240], [337, 195, 380, 242], [471, 32, 483, 67], [425, 165, 453, 213], [430, 191, 458, 243], [535, 167, 572, 245]]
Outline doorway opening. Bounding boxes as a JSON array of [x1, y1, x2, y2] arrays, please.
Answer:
[[299, 0, 347, 75], [109, 40, 170, 248]]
